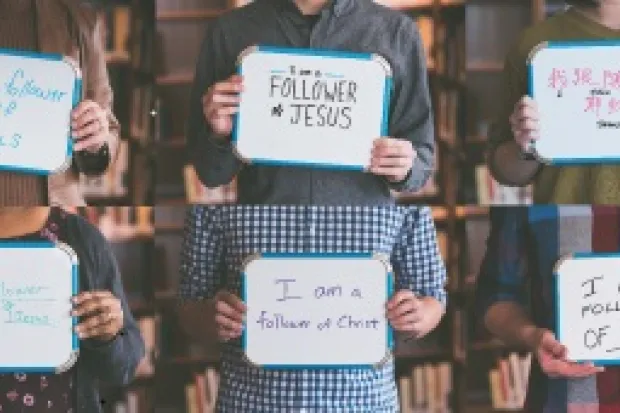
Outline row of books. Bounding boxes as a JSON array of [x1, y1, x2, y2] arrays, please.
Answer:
[[489, 353, 532, 410], [185, 368, 220, 413], [398, 362, 453, 412]]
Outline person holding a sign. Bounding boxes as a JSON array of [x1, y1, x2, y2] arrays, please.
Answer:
[[488, 2, 620, 203], [187, 0, 434, 204], [0, 0, 120, 206], [0, 207, 144, 413], [476, 206, 620, 412], [178, 205, 447, 412]]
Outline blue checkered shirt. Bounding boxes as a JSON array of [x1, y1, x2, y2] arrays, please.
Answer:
[[179, 206, 447, 413]]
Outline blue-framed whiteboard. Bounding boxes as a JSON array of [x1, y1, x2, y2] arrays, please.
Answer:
[[554, 252, 620, 365], [232, 45, 393, 171], [527, 40, 620, 165], [0, 49, 81, 175], [0, 241, 79, 373], [241, 252, 394, 369]]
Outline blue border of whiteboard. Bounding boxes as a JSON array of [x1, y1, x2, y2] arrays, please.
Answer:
[[241, 252, 394, 370], [0, 241, 79, 372], [554, 251, 620, 366], [0, 48, 79, 175], [527, 40, 620, 165], [232, 45, 392, 171]]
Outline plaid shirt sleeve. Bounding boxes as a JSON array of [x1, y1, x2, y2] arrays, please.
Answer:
[[475, 207, 529, 319], [178, 206, 225, 300], [391, 206, 447, 307]]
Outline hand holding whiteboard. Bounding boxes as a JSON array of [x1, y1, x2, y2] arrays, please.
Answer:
[[555, 253, 620, 365], [0, 241, 79, 373], [233, 46, 392, 170], [0, 49, 80, 174], [528, 41, 620, 164], [241, 253, 393, 368]]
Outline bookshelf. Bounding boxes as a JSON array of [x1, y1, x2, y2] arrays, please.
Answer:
[[464, 0, 565, 205], [81, 0, 156, 206]]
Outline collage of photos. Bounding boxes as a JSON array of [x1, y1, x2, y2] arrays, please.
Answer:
[[1, 0, 620, 412]]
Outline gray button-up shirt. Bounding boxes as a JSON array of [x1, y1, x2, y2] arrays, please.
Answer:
[[186, 0, 435, 204]]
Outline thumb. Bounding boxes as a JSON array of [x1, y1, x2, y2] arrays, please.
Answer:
[[540, 331, 566, 358]]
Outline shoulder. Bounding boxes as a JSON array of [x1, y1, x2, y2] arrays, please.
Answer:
[[210, 0, 271, 35], [360, 1, 422, 40], [509, 10, 575, 67]]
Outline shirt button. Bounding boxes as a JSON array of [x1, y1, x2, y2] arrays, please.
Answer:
[[308, 224, 315, 236]]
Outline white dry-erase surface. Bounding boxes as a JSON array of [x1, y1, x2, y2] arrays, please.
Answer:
[[241, 253, 394, 369], [0, 242, 79, 372], [0, 49, 80, 174], [555, 253, 620, 364], [528, 41, 620, 164], [233, 46, 392, 170]]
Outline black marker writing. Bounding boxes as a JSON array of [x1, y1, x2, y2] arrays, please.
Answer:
[[582, 275, 603, 299]]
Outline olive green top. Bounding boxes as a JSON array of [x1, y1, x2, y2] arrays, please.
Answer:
[[488, 7, 620, 204]]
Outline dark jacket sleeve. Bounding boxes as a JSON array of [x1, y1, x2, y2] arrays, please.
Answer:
[[186, 21, 242, 188], [474, 207, 529, 323], [75, 218, 145, 386], [387, 19, 435, 193]]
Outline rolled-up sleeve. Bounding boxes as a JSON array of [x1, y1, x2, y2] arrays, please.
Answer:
[[387, 21, 435, 193], [475, 207, 529, 319], [178, 206, 225, 299], [391, 206, 447, 307]]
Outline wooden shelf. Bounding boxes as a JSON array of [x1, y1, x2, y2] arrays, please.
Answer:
[[156, 137, 186, 148], [156, 72, 194, 86], [105, 51, 130, 64], [157, 9, 225, 21], [432, 206, 489, 221], [467, 61, 504, 72]]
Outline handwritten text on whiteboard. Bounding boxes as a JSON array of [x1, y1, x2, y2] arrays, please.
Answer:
[[243, 255, 392, 367], [555, 254, 620, 363]]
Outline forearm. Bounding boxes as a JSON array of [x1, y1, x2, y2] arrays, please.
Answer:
[[81, 324, 144, 385], [484, 301, 542, 350], [178, 299, 219, 348], [488, 136, 541, 187]]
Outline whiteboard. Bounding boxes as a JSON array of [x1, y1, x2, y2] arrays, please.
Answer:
[[0, 242, 79, 373], [0, 49, 80, 174], [554, 253, 620, 364], [241, 253, 393, 368], [233, 46, 392, 170], [528, 41, 620, 164]]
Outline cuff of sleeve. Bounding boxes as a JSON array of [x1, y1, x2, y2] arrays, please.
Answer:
[[81, 329, 123, 352], [388, 160, 429, 192]]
